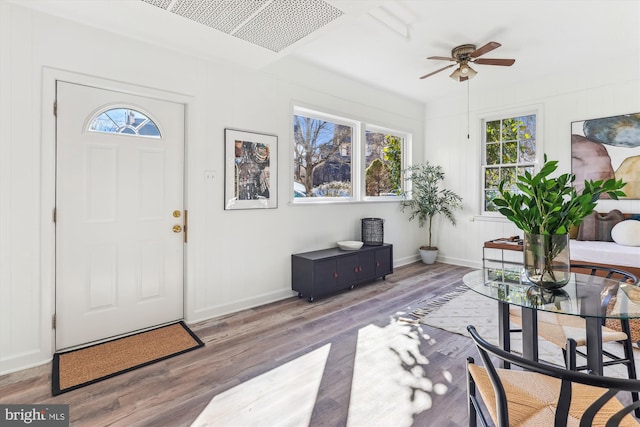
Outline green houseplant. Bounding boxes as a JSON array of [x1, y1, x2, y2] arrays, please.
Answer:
[[494, 155, 626, 288], [401, 162, 463, 264]]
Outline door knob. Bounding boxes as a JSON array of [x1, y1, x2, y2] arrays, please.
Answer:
[[172, 225, 182, 233]]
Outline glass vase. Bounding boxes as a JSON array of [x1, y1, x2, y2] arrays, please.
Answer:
[[523, 233, 571, 289]]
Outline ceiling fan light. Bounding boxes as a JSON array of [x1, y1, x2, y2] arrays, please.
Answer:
[[450, 65, 477, 82], [460, 64, 478, 79]]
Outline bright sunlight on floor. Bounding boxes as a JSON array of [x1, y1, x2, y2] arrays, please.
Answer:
[[190, 314, 451, 427]]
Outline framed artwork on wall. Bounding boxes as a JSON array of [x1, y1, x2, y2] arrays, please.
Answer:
[[571, 113, 640, 199], [224, 128, 277, 210]]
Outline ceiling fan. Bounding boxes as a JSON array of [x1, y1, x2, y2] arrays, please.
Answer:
[[420, 42, 515, 82]]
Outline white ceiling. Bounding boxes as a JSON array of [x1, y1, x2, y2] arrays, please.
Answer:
[[10, 0, 640, 104]]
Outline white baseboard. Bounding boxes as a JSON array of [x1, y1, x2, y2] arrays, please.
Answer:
[[393, 254, 420, 267], [0, 351, 52, 376], [436, 255, 482, 269], [188, 289, 295, 325]]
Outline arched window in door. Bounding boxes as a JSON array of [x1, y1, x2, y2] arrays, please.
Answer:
[[88, 108, 161, 138]]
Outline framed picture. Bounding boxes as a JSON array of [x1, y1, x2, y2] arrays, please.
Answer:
[[224, 128, 277, 210], [571, 113, 640, 199]]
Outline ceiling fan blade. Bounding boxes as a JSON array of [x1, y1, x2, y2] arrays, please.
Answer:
[[427, 56, 456, 61], [419, 63, 456, 79], [470, 41, 501, 58], [474, 58, 515, 66]]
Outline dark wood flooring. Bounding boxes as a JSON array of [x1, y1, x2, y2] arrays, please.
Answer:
[[0, 262, 478, 426]]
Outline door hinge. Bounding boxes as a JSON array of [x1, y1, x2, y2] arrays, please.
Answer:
[[52, 314, 56, 329], [53, 101, 57, 117], [53, 207, 56, 223]]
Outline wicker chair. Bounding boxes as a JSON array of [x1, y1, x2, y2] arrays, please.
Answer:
[[509, 264, 639, 415], [466, 325, 640, 427]]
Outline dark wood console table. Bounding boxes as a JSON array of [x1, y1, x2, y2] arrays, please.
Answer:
[[291, 244, 393, 302]]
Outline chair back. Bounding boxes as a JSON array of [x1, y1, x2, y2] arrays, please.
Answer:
[[467, 324, 640, 426], [570, 264, 638, 323], [571, 263, 638, 284]]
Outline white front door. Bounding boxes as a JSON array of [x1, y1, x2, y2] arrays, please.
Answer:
[[55, 81, 185, 350]]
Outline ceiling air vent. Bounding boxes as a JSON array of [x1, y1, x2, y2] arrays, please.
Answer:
[[141, 0, 344, 52], [142, 0, 172, 10]]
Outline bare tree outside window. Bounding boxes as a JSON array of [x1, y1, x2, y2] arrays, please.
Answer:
[[293, 114, 352, 197], [292, 106, 410, 202]]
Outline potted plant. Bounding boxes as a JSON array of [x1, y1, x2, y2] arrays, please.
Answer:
[[401, 162, 463, 264], [494, 155, 625, 288]]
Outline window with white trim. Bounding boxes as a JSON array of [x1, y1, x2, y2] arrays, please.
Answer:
[[292, 106, 409, 202], [481, 112, 538, 213]]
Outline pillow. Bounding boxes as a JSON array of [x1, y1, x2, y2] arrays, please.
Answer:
[[576, 209, 625, 241], [611, 220, 640, 246]]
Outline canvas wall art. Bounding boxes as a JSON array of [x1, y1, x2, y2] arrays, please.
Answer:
[[571, 113, 640, 199], [224, 129, 277, 210]]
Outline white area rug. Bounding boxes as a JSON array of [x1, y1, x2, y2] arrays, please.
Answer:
[[414, 286, 636, 377]]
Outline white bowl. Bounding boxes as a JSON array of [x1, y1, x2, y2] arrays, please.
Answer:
[[337, 240, 364, 251]]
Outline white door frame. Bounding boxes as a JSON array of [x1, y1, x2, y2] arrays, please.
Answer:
[[41, 68, 194, 357]]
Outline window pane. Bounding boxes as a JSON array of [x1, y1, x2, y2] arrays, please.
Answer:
[[503, 141, 517, 163], [140, 122, 161, 136], [501, 118, 519, 141], [486, 143, 500, 165], [365, 131, 402, 196], [519, 139, 536, 162], [502, 167, 517, 189], [485, 167, 500, 189], [89, 108, 161, 138], [516, 114, 536, 140], [520, 165, 535, 177], [486, 120, 500, 142], [293, 114, 352, 198], [485, 190, 500, 212]]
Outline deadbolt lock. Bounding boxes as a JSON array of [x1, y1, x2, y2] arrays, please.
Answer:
[[173, 225, 182, 233], [173, 210, 181, 218]]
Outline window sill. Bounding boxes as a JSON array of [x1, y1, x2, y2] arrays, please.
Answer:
[[289, 198, 402, 206], [470, 215, 510, 223]]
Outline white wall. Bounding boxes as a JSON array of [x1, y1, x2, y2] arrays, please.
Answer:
[[423, 56, 640, 268], [0, 2, 425, 374]]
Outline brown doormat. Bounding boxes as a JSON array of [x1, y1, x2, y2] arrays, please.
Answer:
[[52, 321, 204, 395]]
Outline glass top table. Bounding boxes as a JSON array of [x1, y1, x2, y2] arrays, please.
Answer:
[[463, 268, 640, 374]]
